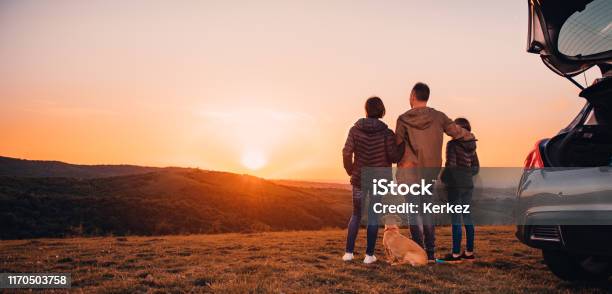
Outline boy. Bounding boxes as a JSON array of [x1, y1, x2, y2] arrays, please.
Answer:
[[441, 118, 479, 262]]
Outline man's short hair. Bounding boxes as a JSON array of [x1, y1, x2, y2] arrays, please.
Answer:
[[365, 96, 385, 119], [411, 82, 430, 101]]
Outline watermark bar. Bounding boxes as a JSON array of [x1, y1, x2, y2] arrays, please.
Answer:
[[361, 167, 612, 225], [0, 273, 71, 289]]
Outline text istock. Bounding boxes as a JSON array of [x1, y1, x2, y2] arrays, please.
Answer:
[[372, 179, 433, 196]]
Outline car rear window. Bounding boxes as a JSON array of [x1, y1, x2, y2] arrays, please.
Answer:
[[557, 0, 612, 57]]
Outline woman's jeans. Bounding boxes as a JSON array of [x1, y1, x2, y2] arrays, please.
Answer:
[[447, 187, 474, 254], [345, 186, 379, 256]]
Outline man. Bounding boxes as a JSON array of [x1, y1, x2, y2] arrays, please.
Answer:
[[395, 82, 473, 261]]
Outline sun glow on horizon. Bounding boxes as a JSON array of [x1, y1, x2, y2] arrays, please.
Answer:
[[241, 150, 268, 170]]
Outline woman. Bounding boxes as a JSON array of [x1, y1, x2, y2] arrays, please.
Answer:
[[341, 96, 403, 264]]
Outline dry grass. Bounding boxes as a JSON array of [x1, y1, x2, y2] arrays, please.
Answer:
[[1, 226, 610, 293]]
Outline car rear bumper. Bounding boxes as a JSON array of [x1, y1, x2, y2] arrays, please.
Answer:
[[517, 222, 612, 256], [515, 167, 612, 255]]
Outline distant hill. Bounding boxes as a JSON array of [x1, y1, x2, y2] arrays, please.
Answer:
[[0, 156, 161, 178], [272, 179, 350, 190], [0, 167, 351, 239]]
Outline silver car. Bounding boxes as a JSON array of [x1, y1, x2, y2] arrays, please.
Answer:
[[516, 0, 612, 281]]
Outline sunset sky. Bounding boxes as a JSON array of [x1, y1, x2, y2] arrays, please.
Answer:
[[0, 0, 601, 182]]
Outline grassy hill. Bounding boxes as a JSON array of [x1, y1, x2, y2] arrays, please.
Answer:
[[0, 168, 351, 239], [1, 226, 609, 292], [0, 156, 160, 178]]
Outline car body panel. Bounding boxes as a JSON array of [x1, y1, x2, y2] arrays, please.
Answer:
[[516, 167, 612, 254]]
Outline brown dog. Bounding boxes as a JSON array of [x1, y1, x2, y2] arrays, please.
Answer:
[[382, 217, 427, 266]]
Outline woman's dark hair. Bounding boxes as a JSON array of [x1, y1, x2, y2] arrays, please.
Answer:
[[365, 96, 385, 118], [454, 117, 471, 131]]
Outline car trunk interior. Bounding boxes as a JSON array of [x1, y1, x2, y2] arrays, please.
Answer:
[[546, 78, 612, 167], [551, 124, 612, 167]]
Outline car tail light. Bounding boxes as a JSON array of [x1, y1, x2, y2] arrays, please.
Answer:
[[524, 140, 545, 169]]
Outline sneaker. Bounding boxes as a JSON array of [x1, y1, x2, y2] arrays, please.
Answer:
[[460, 252, 475, 261], [363, 255, 377, 264], [342, 252, 354, 261], [441, 253, 463, 263]]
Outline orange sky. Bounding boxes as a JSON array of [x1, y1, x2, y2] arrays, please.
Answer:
[[0, 0, 601, 182]]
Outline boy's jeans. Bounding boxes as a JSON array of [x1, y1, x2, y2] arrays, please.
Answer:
[[447, 187, 474, 254], [345, 186, 379, 256]]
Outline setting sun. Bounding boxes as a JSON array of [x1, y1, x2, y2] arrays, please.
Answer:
[[241, 150, 268, 170]]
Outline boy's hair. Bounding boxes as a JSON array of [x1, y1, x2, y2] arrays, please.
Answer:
[[411, 82, 430, 101], [365, 96, 385, 118], [454, 117, 471, 131]]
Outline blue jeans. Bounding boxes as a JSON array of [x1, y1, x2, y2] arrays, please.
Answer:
[[345, 186, 379, 256], [447, 187, 474, 254]]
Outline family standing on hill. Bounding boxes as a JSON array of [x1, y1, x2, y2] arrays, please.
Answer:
[[342, 82, 480, 264]]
